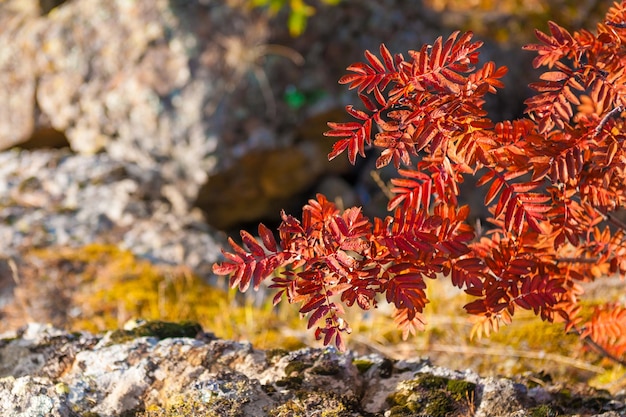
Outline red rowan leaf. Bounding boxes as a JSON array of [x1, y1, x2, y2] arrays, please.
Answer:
[[380, 43, 396, 71], [338, 73, 364, 88], [529, 81, 562, 92], [325, 122, 363, 131], [373, 87, 387, 107], [540, 71, 570, 82], [214, 4, 626, 358], [394, 308, 426, 340], [328, 139, 349, 160], [307, 305, 329, 329], [562, 86, 580, 105], [360, 93, 380, 112], [365, 49, 385, 72], [495, 186, 514, 219], [430, 36, 443, 69], [335, 332, 346, 352], [212, 255, 239, 276], [504, 201, 519, 233], [256, 224, 276, 253], [441, 67, 467, 85], [344, 62, 371, 75], [300, 294, 326, 314], [241, 230, 265, 258], [484, 176, 505, 205], [345, 104, 370, 121]]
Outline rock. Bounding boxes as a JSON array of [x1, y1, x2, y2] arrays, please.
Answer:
[[475, 377, 527, 417], [0, 0, 278, 210], [0, 149, 223, 276], [0, 0, 539, 227], [0, 322, 623, 417], [197, 140, 340, 229]]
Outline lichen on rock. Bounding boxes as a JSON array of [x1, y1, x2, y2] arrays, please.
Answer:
[[0, 324, 625, 416]]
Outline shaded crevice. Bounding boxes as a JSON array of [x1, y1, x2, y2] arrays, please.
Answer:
[[39, 0, 67, 15], [17, 127, 70, 150]]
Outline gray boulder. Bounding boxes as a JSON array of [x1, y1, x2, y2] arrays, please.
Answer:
[[0, 322, 624, 417], [0, 148, 222, 275], [0, 0, 283, 209]]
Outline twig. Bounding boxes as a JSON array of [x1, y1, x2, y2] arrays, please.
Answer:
[[593, 105, 624, 138], [567, 324, 626, 368], [370, 171, 394, 200], [8, 257, 19, 285], [350, 335, 605, 373]]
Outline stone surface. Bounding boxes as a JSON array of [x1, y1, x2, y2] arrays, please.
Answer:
[[0, 4, 624, 415], [0, 0, 275, 211], [0, 0, 538, 228], [0, 149, 222, 276], [0, 323, 624, 417]]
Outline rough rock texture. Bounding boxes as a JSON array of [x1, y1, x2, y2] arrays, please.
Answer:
[[0, 323, 624, 417], [0, 0, 283, 214], [0, 0, 531, 228], [1, 3, 623, 416], [0, 0, 355, 224], [0, 149, 222, 276]]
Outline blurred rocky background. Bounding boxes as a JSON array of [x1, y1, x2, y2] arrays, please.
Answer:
[[1, 0, 623, 413]]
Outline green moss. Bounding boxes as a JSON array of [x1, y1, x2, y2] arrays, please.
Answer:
[[284, 360, 310, 375], [275, 375, 304, 389], [265, 348, 289, 362], [268, 389, 355, 417], [352, 358, 374, 373], [386, 405, 414, 416], [446, 379, 476, 400], [530, 404, 559, 417], [386, 375, 475, 417], [416, 374, 449, 390], [108, 321, 202, 345], [424, 391, 454, 417], [139, 380, 252, 417], [387, 387, 454, 417], [310, 362, 341, 376]]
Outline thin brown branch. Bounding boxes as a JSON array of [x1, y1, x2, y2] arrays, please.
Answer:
[[351, 335, 605, 373], [594, 105, 624, 138], [567, 325, 626, 367]]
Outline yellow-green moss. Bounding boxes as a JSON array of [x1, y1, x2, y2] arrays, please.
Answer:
[[284, 360, 310, 375], [139, 381, 253, 417], [386, 375, 473, 417], [530, 404, 558, 417], [352, 358, 374, 373], [446, 379, 476, 400], [139, 396, 213, 417], [424, 391, 454, 417], [268, 389, 355, 417], [25, 243, 307, 351], [416, 374, 449, 390]]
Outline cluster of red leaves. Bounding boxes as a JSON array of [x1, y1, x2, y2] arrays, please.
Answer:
[[214, 2, 626, 358]]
